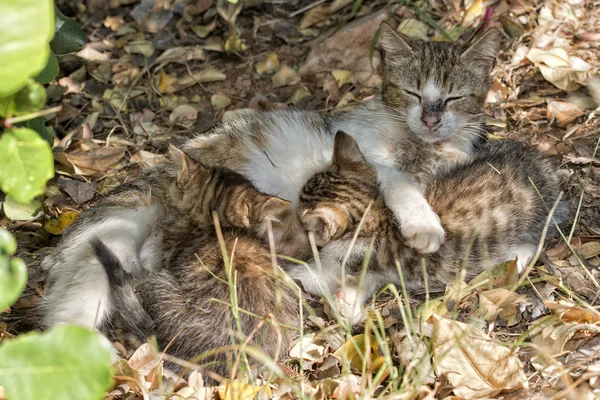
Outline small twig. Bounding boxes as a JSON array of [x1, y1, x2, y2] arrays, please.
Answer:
[[3, 106, 63, 128], [289, 0, 327, 18]]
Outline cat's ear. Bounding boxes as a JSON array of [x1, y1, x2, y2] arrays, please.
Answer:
[[260, 197, 291, 220], [168, 144, 206, 184], [461, 28, 502, 74], [333, 131, 366, 165], [378, 22, 414, 60]]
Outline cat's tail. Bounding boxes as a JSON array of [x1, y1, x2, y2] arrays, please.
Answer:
[[91, 238, 154, 345]]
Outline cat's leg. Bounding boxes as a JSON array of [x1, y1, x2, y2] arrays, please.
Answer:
[[374, 164, 445, 253], [285, 259, 340, 299], [334, 273, 386, 325], [506, 244, 537, 274]]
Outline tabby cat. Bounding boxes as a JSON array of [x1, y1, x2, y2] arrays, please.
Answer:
[[41, 22, 502, 330], [93, 148, 298, 381], [288, 132, 569, 322]]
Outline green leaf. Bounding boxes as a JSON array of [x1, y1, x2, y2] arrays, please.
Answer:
[[0, 80, 47, 118], [17, 116, 55, 147], [0, 228, 17, 255], [0, 325, 114, 400], [51, 7, 86, 55], [0, 255, 27, 310], [0, 128, 54, 204], [35, 52, 59, 84], [2, 195, 41, 221], [0, 0, 54, 96]]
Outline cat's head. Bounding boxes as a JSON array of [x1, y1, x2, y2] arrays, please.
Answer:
[[379, 22, 501, 143], [168, 145, 291, 232], [297, 131, 378, 246]]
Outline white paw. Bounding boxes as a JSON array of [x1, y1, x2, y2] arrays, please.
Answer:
[[335, 287, 364, 325], [401, 210, 445, 254]]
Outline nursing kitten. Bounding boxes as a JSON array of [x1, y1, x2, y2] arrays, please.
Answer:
[[40, 22, 502, 330], [93, 150, 299, 381], [289, 132, 569, 322]]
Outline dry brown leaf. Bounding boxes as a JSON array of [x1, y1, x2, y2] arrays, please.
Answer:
[[289, 334, 326, 361], [469, 260, 519, 290], [124, 40, 155, 58], [288, 88, 311, 105], [224, 35, 248, 53], [332, 70, 355, 87], [547, 101, 585, 127], [155, 46, 206, 66], [272, 66, 300, 88], [157, 67, 226, 94], [55, 147, 126, 175], [579, 241, 600, 259], [432, 315, 528, 398], [544, 301, 600, 324], [527, 48, 591, 91], [332, 334, 377, 371], [396, 19, 429, 40], [131, 150, 166, 168], [462, 0, 485, 26], [169, 104, 199, 127], [128, 343, 162, 379], [76, 45, 110, 61], [217, 381, 270, 400], [298, 0, 352, 29], [192, 19, 217, 38], [210, 94, 231, 110], [479, 289, 530, 325], [255, 53, 280, 75]]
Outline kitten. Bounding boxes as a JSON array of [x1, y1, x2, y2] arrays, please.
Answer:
[[92, 150, 299, 381], [289, 131, 569, 323], [40, 22, 502, 329]]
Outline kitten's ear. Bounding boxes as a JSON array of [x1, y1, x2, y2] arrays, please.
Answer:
[[260, 197, 291, 220], [333, 131, 366, 165], [168, 144, 205, 184], [461, 28, 502, 74], [378, 22, 414, 60]]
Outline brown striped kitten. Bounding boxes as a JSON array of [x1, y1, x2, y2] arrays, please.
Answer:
[[289, 132, 569, 323], [94, 148, 298, 381]]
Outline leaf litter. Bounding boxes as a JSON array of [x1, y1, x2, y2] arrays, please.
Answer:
[[1, 0, 600, 398]]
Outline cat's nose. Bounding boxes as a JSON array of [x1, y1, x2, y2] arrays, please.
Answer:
[[422, 113, 441, 130]]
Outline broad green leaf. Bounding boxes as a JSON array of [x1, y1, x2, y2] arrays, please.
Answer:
[[0, 325, 114, 400], [0, 227, 27, 310], [0, 128, 54, 204], [0, 0, 54, 96], [2, 196, 41, 221], [35, 52, 59, 84], [51, 7, 86, 55], [0, 80, 47, 117], [0, 255, 27, 310]]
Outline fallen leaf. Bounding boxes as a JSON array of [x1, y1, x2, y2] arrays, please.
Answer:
[[169, 104, 198, 127], [2, 196, 41, 221], [222, 108, 256, 122], [130, 150, 166, 168], [288, 88, 311, 105], [298, 0, 352, 29], [469, 260, 519, 290], [432, 315, 528, 398], [124, 40, 155, 58], [56, 176, 98, 204], [527, 48, 591, 91], [332, 334, 377, 371], [58, 77, 84, 95], [44, 210, 79, 235], [547, 101, 585, 127], [463, 0, 484, 26], [131, 1, 173, 33], [255, 53, 280, 75], [332, 70, 355, 87], [544, 301, 600, 324], [396, 19, 429, 40], [289, 334, 326, 361], [60, 147, 126, 173], [218, 381, 270, 400], [76, 45, 110, 61], [192, 20, 217, 38], [155, 47, 206, 66], [203, 36, 224, 52], [210, 94, 231, 110], [157, 67, 226, 94], [224, 35, 248, 53], [479, 289, 530, 325], [272, 65, 300, 88]]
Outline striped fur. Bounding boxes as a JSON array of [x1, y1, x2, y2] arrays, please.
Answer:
[[287, 132, 569, 323]]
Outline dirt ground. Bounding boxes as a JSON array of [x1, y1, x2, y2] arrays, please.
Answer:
[[1, 0, 600, 398]]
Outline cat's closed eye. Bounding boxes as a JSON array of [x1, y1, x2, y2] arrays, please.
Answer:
[[444, 96, 465, 107], [404, 89, 422, 102]]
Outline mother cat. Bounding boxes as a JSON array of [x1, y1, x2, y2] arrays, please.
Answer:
[[40, 23, 502, 330]]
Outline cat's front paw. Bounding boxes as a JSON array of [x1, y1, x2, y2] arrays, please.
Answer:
[[402, 211, 445, 254], [335, 286, 364, 325]]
